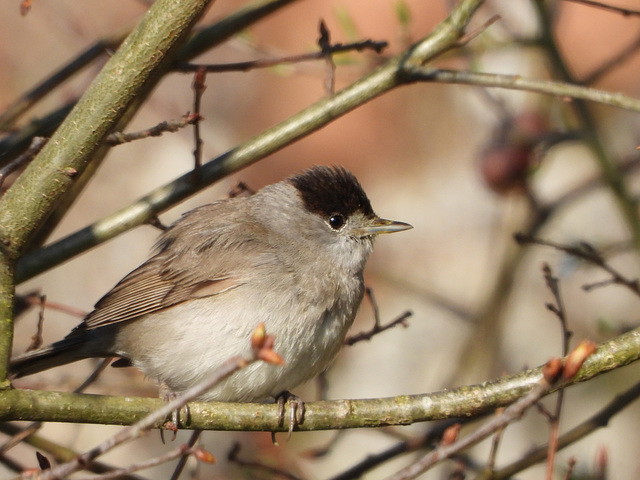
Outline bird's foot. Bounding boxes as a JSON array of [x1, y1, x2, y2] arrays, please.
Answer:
[[271, 391, 305, 444], [159, 383, 190, 443]]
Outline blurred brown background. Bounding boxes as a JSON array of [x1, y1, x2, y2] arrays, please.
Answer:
[[3, 0, 640, 478]]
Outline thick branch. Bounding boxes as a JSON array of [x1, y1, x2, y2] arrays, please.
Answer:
[[2, 327, 638, 429], [0, 0, 214, 261], [16, 0, 487, 283]]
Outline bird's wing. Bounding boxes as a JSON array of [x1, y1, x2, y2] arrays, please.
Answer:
[[81, 202, 270, 331], [81, 261, 242, 330]]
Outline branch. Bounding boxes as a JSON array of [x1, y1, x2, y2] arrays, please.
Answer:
[[560, 0, 640, 16], [31, 323, 280, 480], [0, 0, 215, 261], [0, 0, 216, 387], [2, 326, 639, 429], [14, 0, 487, 284], [402, 68, 640, 113], [491, 379, 640, 479], [175, 38, 388, 73]]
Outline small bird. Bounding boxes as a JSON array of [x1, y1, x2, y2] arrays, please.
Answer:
[[11, 166, 412, 404]]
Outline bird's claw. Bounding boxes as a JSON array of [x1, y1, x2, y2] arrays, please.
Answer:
[[159, 383, 190, 443], [272, 391, 305, 443]]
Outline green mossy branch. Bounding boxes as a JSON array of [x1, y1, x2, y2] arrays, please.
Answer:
[[1, 327, 639, 429]]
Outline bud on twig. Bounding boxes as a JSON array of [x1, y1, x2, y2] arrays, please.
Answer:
[[563, 340, 597, 380]]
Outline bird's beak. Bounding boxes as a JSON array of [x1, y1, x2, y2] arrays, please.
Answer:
[[356, 217, 413, 237]]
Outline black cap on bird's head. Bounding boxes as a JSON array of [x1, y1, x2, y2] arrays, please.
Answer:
[[289, 166, 412, 238], [289, 166, 374, 220]]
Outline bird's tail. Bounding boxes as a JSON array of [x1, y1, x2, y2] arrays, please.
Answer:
[[10, 336, 87, 379]]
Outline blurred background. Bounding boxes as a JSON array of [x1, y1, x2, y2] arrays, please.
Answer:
[[3, 0, 640, 478]]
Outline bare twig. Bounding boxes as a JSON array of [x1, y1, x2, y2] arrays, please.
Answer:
[[175, 39, 388, 73], [26, 294, 46, 352], [385, 346, 595, 480], [562, 457, 577, 480], [542, 264, 571, 356], [228, 442, 304, 480], [344, 310, 412, 346], [191, 67, 207, 176], [484, 410, 506, 475], [169, 430, 202, 480], [385, 371, 558, 480], [492, 379, 640, 479], [105, 114, 201, 146], [31, 325, 282, 480], [541, 265, 569, 480], [74, 443, 214, 480], [582, 31, 640, 84], [318, 20, 337, 95], [514, 234, 640, 296], [13, 291, 87, 319], [0, 33, 125, 130], [404, 68, 640, 113], [455, 14, 501, 47], [0, 137, 48, 189], [560, 0, 640, 16]]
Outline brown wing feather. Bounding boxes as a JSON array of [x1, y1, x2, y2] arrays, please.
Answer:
[[80, 201, 267, 331]]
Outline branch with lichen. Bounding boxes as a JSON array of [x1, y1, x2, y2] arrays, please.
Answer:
[[2, 326, 639, 429]]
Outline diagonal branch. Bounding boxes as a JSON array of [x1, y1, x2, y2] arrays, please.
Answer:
[[15, 0, 487, 283]]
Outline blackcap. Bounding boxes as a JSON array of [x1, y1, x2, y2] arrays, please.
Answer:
[[11, 166, 412, 402]]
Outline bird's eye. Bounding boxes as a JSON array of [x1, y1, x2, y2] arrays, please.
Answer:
[[328, 214, 346, 230]]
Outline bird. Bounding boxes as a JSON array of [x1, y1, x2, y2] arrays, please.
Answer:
[[11, 166, 412, 405]]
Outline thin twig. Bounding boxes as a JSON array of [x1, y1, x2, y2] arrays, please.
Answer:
[[484, 410, 506, 475], [385, 346, 596, 480], [318, 20, 337, 95], [0, 33, 125, 130], [581, 31, 640, 84], [227, 442, 304, 480], [562, 457, 577, 480], [542, 264, 571, 356], [191, 67, 207, 176], [74, 443, 214, 480], [385, 370, 559, 480], [329, 419, 463, 480], [404, 68, 640, 113], [455, 14, 501, 47], [541, 264, 570, 480], [515, 234, 640, 296], [105, 114, 201, 146], [175, 39, 388, 73], [560, 0, 640, 16], [491, 379, 640, 479], [13, 292, 87, 319], [169, 430, 202, 480], [0, 137, 48, 189], [344, 311, 412, 346], [32, 326, 281, 480], [26, 294, 46, 352]]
